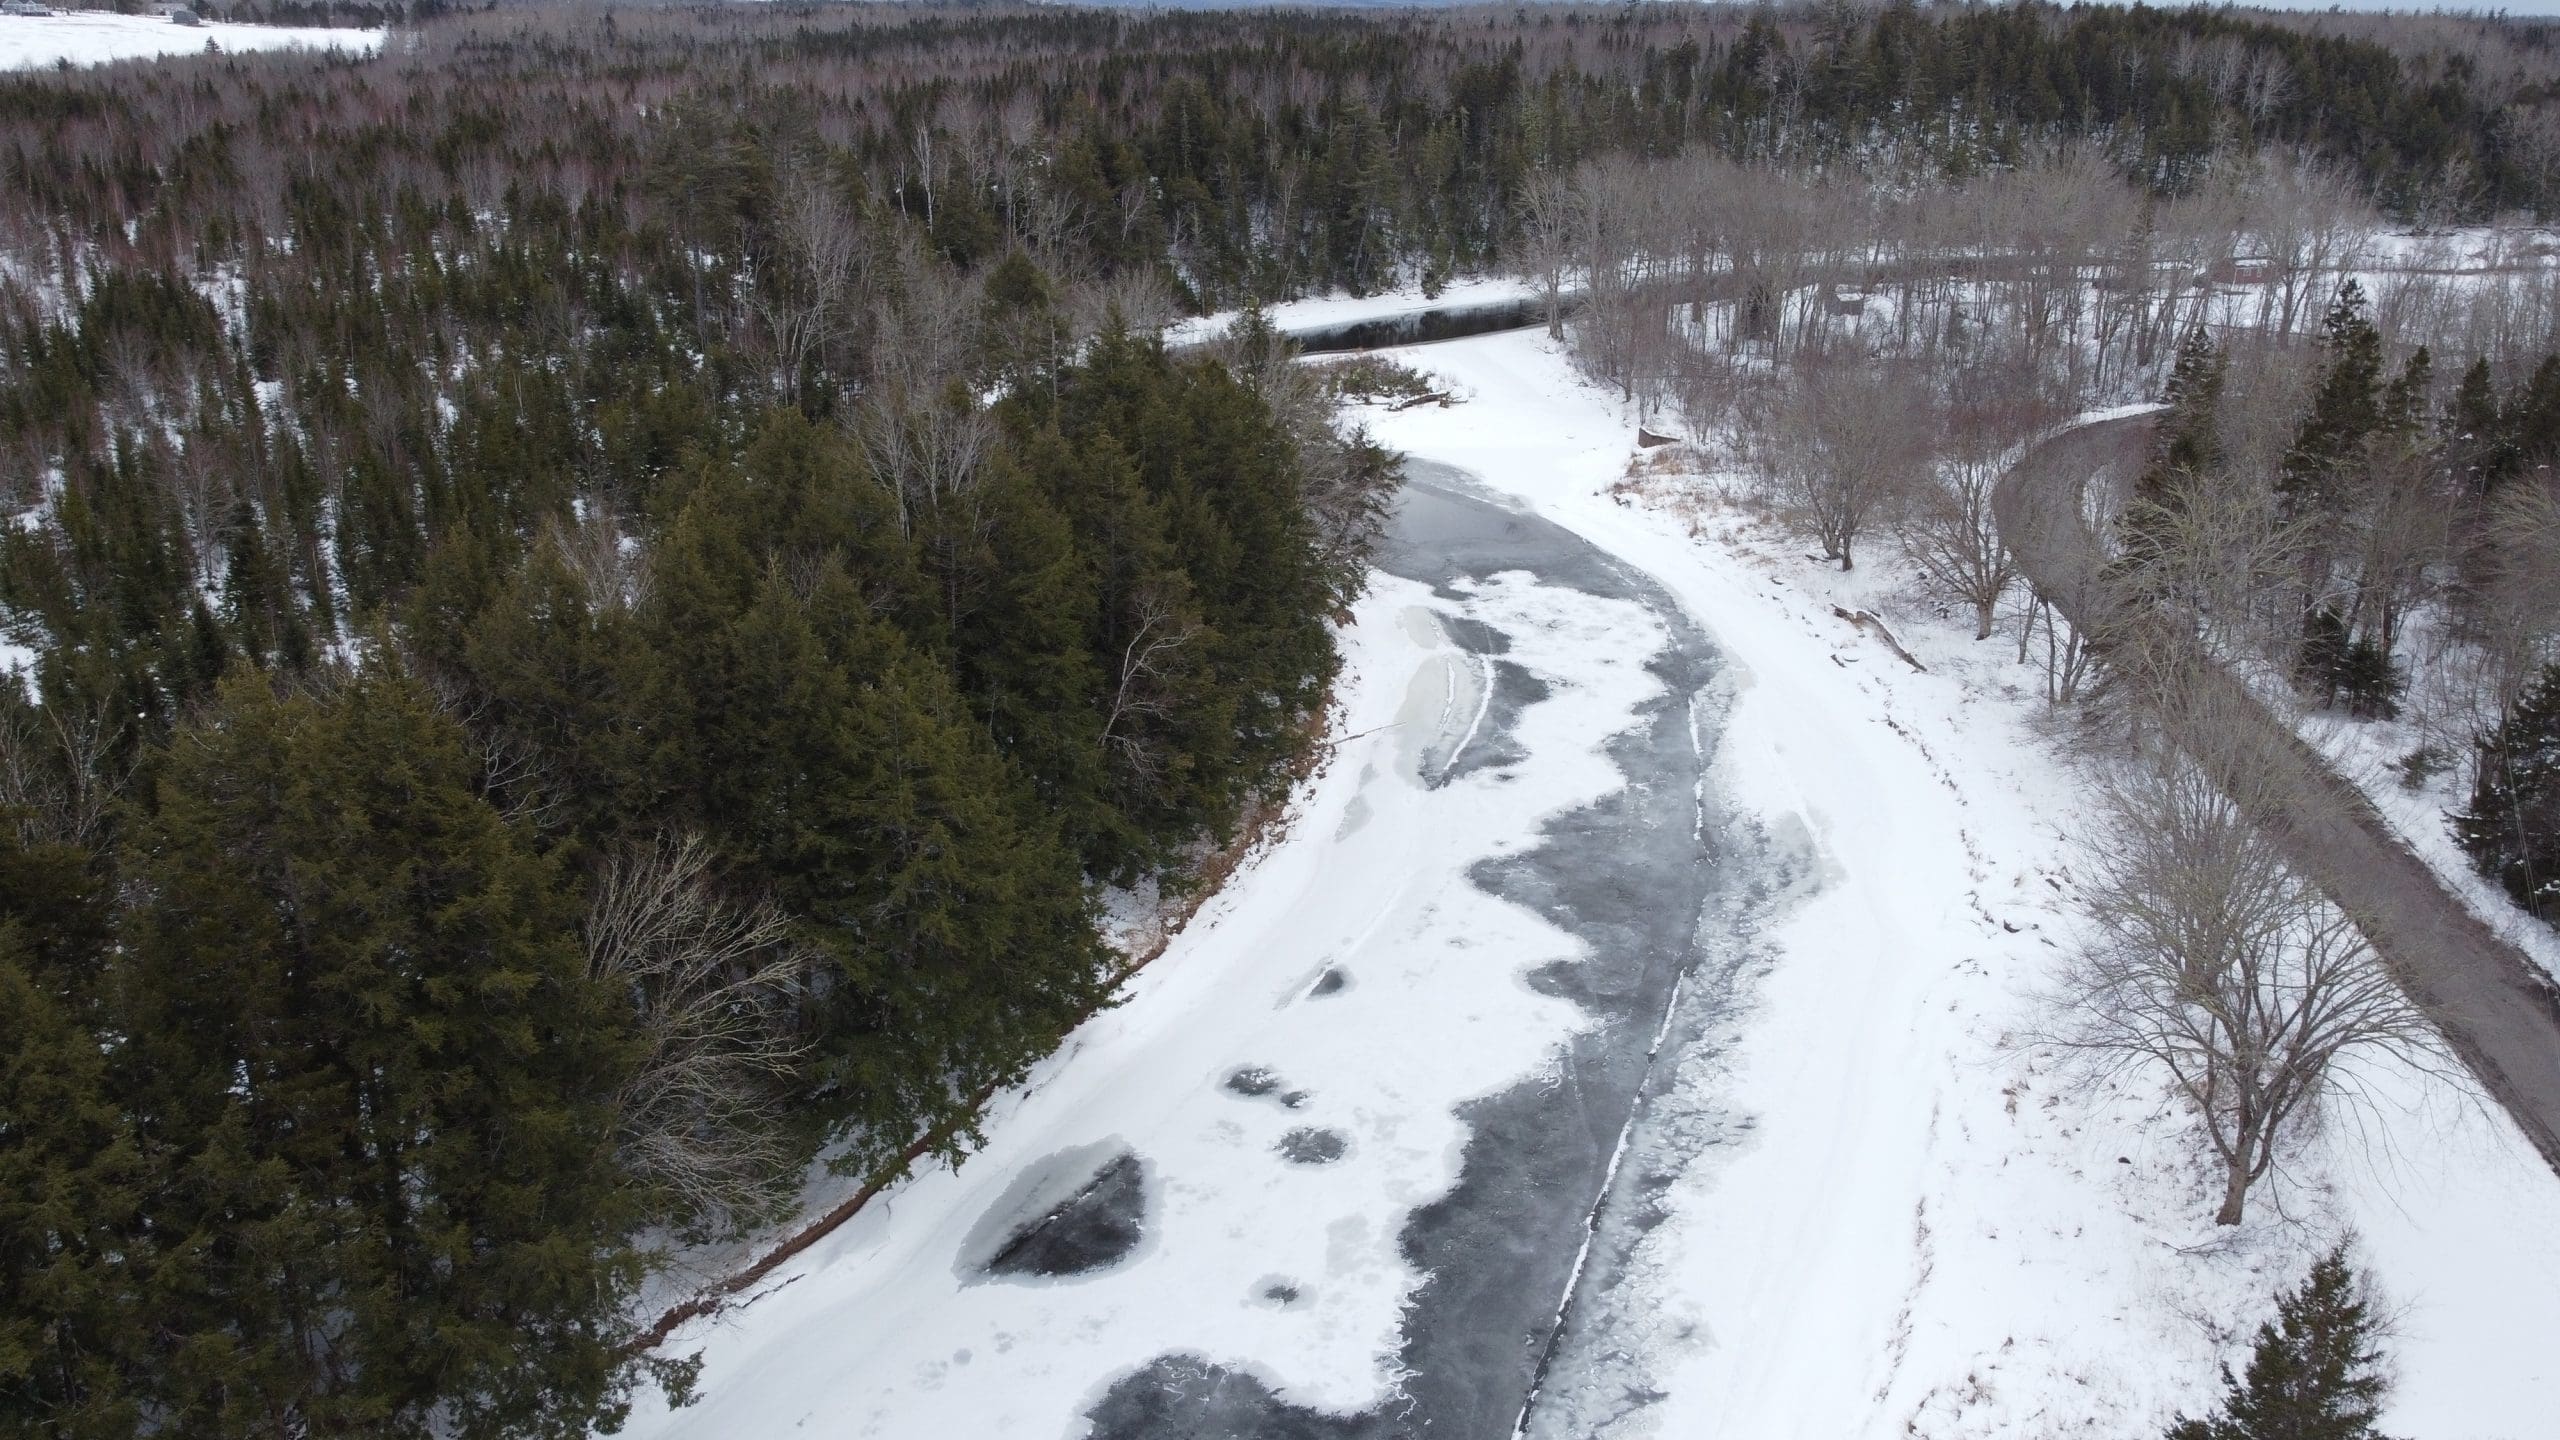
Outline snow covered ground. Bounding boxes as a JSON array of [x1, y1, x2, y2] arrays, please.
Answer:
[[0, 12, 379, 71], [1356, 326, 2560, 1438], [613, 295, 2560, 1439]]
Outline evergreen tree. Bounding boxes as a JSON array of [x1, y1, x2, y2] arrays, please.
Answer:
[[219, 499, 289, 666], [0, 821, 142, 1440], [0, 927, 147, 1440], [2445, 355, 2510, 497], [2166, 1244, 2396, 1440], [2506, 354, 2560, 479], [2454, 661, 2560, 925], [2279, 281, 2386, 524], [115, 668, 646, 1438], [2123, 322, 2228, 568], [940, 455, 1111, 859]]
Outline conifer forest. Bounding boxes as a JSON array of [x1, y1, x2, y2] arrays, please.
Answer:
[[6, 3, 2560, 1437]]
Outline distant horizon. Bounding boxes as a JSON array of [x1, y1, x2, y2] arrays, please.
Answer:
[[1054, 0, 2560, 21]]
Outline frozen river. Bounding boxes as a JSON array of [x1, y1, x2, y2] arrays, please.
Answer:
[[622, 459, 1743, 1438], [1084, 463, 1734, 1436]]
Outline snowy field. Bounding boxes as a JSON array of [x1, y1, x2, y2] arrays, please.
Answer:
[[613, 300, 2560, 1438], [0, 12, 379, 71]]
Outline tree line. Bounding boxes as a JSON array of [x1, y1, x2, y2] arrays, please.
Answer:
[[0, 6, 1409, 1434]]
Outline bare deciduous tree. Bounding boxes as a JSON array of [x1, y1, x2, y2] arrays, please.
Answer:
[[856, 384, 995, 542], [2476, 477, 2560, 708], [2055, 748, 2442, 1225], [0, 691, 129, 848], [1904, 376, 2061, 639], [1904, 440, 2016, 640], [2113, 466, 2303, 666], [2249, 157, 2373, 339], [588, 834, 813, 1226], [749, 164, 863, 407], [1767, 357, 1927, 570], [542, 498, 649, 613], [1515, 166, 1581, 342], [1098, 586, 1201, 799]]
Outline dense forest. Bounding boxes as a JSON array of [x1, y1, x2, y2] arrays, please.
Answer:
[[6, 2, 2560, 1435]]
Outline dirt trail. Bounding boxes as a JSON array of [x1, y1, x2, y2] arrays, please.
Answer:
[[1993, 413, 2560, 1175]]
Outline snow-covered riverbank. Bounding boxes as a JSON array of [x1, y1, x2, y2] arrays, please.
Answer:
[[618, 456, 1731, 1436], [1356, 325, 2560, 1438], [611, 299, 2560, 1439]]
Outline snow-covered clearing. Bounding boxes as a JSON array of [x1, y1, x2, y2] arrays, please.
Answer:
[[0, 12, 379, 71], [612, 292, 2560, 1438]]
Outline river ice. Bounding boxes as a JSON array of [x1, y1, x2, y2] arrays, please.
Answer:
[[619, 467, 1728, 1438]]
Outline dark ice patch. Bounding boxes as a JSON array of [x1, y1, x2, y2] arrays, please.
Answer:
[[959, 1141, 1148, 1281], [1085, 1354, 1376, 1440], [1432, 613, 1510, 657], [1275, 1128, 1347, 1165]]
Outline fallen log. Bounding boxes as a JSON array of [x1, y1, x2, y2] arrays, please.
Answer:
[[1831, 605, 1928, 672]]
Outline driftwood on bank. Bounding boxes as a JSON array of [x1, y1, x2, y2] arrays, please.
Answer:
[[1831, 605, 1928, 672]]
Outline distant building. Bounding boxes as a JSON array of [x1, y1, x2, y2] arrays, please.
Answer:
[[169, 5, 199, 23], [0, 0, 60, 14]]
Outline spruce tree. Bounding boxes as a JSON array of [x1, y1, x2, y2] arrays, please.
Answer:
[[2123, 323, 2227, 570], [116, 667, 646, 1438], [2166, 1244, 2396, 1440], [2445, 355, 2507, 497], [2279, 281, 2385, 523], [2454, 661, 2560, 924], [656, 562, 1111, 1166], [0, 823, 144, 1440], [0, 929, 148, 1440], [2154, 323, 2229, 483]]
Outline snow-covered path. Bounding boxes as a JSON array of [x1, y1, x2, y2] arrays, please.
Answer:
[[621, 459, 1731, 1437]]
